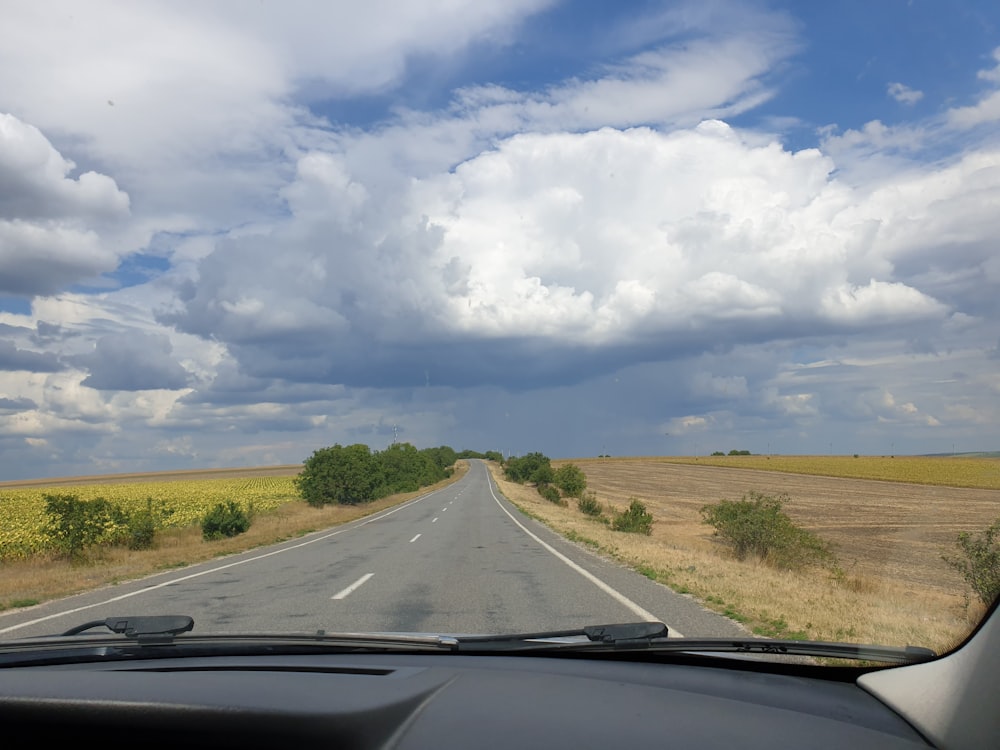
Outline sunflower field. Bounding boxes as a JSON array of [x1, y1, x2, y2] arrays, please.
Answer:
[[0, 476, 299, 560]]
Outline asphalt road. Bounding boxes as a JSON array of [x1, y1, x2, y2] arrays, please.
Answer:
[[0, 461, 748, 640]]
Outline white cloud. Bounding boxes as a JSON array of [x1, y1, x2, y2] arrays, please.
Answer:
[[887, 82, 923, 105], [0, 113, 131, 296], [947, 47, 1000, 127]]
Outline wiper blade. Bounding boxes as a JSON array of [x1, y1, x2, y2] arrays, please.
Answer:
[[456, 621, 669, 648], [454, 622, 936, 664], [60, 615, 195, 641]]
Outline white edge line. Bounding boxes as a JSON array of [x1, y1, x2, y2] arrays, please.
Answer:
[[0, 483, 444, 635], [485, 474, 685, 638], [331, 573, 374, 600]]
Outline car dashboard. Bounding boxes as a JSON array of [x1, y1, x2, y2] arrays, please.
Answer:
[[0, 649, 933, 749]]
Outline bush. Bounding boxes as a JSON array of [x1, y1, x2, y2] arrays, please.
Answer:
[[711, 451, 725, 456], [612, 499, 653, 535], [537, 483, 565, 505], [296, 443, 384, 506], [124, 499, 158, 550], [943, 518, 1000, 606], [577, 491, 603, 517], [504, 452, 551, 483], [43, 494, 127, 559], [728, 449, 751, 456], [554, 464, 587, 498], [700, 491, 833, 570], [201, 500, 252, 541]]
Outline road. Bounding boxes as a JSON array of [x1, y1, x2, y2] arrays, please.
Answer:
[[0, 461, 746, 639]]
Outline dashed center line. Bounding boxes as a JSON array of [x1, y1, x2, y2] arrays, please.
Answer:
[[331, 573, 373, 600], [409, 533, 421, 543], [432, 517, 439, 523]]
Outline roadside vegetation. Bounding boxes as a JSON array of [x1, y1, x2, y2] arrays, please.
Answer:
[[943, 518, 1000, 606], [0, 450, 476, 611], [487, 458, 995, 654]]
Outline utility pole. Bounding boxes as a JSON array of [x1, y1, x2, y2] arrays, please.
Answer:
[[392, 424, 398, 445]]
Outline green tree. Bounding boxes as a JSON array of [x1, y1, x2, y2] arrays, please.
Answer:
[[504, 452, 551, 483], [376, 442, 444, 494], [296, 443, 384, 506], [554, 464, 587, 498]]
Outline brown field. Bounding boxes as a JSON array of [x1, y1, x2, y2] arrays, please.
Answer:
[[570, 457, 1000, 592], [488, 458, 1000, 654]]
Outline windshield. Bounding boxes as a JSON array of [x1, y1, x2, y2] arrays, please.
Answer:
[[1, 1, 998, 663]]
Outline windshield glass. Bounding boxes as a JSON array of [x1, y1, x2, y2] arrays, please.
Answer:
[[1, 1, 998, 662]]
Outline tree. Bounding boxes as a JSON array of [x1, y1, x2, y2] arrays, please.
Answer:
[[296, 443, 384, 506], [504, 452, 551, 483], [554, 464, 587, 498], [376, 442, 444, 494]]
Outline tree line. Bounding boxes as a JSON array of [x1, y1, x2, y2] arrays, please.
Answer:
[[296, 443, 500, 506]]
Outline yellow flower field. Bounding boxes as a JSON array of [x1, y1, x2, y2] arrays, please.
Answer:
[[0, 476, 300, 560], [648, 455, 1000, 490]]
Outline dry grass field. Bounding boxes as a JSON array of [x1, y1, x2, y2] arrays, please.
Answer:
[[488, 457, 1000, 655]]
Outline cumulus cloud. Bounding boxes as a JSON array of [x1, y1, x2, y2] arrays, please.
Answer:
[[0, 113, 130, 296], [77, 332, 191, 391], [0, 338, 62, 372], [887, 82, 923, 105], [947, 47, 1000, 128], [164, 119, 980, 392]]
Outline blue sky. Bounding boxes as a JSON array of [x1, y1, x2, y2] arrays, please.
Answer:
[[1, 1, 999, 479]]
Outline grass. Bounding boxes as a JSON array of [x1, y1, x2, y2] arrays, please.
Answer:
[[0, 462, 468, 612], [489, 460, 994, 656]]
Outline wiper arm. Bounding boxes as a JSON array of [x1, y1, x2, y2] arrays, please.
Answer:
[[456, 621, 669, 648], [454, 621, 936, 664], [59, 615, 194, 644]]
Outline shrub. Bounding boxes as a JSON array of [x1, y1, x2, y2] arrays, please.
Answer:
[[504, 452, 551, 483], [943, 518, 1000, 606], [554, 464, 587, 498], [700, 491, 833, 570], [578, 491, 603, 517], [201, 501, 252, 541], [537, 483, 565, 505], [125, 499, 158, 550], [612, 499, 653, 535], [43, 494, 127, 559], [711, 451, 725, 456]]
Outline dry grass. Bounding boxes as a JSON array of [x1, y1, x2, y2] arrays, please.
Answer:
[[489, 459, 999, 654], [0, 462, 468, 611]]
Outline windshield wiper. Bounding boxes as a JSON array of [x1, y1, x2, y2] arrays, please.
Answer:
[[453, 621, 937, 664], [59, 615, 195, 643]]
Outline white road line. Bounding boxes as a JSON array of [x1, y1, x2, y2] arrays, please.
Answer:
[[485, 475, 685, 638], [432, 517, 439, 523], [0, 482, 449, 635], [442, 507, 447, 511], [331, 573, 374, 600], [409, 534, 421, 543]]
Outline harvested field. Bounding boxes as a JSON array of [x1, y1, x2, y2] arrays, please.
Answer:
[[566, 457, 1000, 593], [490, 458, 1000, 653]]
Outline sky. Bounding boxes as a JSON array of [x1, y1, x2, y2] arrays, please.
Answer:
[[1, 0, 999, 480]]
